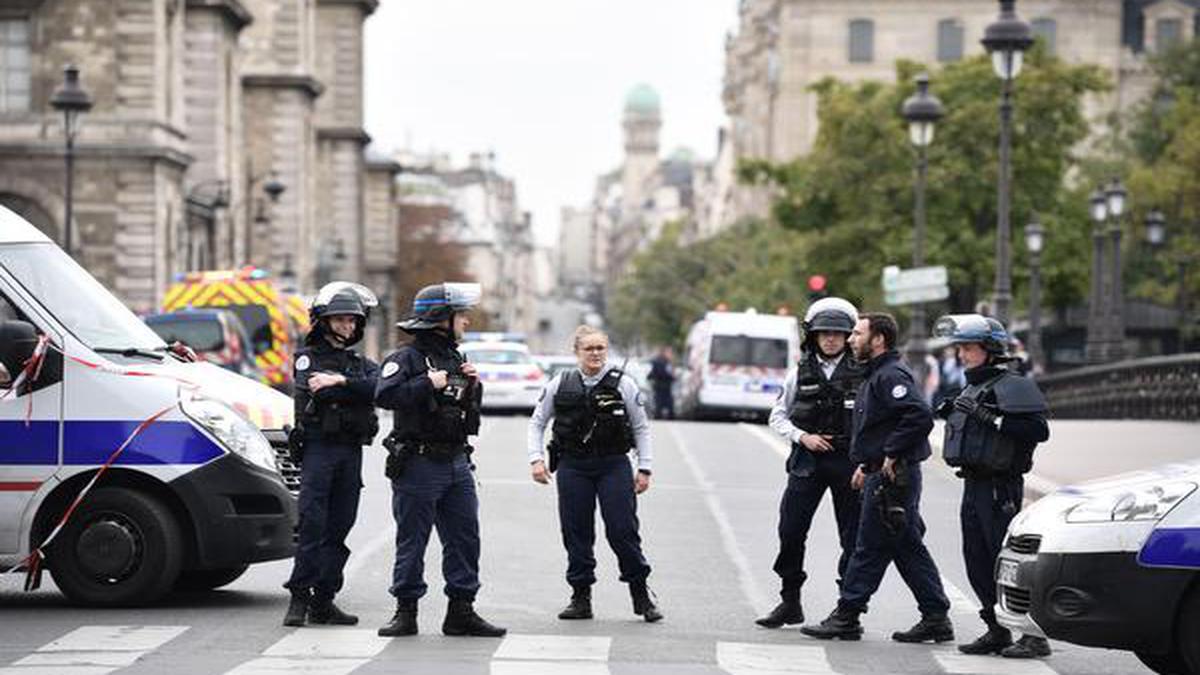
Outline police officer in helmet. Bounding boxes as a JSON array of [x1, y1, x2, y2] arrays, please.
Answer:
[[283, 282, 381, 627], [527, 325, 661, 622], [802, 312, 953, 644], [933, 314, 1050, 659], [375, 282, 506, 638], [758, 298, 864, 629]]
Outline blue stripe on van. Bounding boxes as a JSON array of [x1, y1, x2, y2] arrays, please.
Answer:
[[1138, 527, 1200, 570], [0, 420, 225, 466]]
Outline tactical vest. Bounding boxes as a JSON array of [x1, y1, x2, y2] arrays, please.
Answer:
[[943, 370, 1034, 474], [420, 349, 473, 444], [550, 368, 633, 456], [788, 354, 862, 453], [298, 347, 379, 445]]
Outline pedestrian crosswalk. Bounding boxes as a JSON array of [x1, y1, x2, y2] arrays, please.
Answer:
[[0, 625, 1072, 675]]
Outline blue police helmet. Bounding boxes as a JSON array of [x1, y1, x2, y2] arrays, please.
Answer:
[[932, 313, 1008, 355], [397, 282, 482, 332]]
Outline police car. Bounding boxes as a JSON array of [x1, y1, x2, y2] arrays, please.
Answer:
[[459, 339, 545, 413], [0, 206, 296, 606], [996, 460, 1200, 675]]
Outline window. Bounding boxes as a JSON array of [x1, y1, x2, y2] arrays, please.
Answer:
[[937, 19, 964, 62], [1031, 18, 1057, 55], [1156, 18, 1183, 52], [848, 19, 874, 63], [709, 336, 790, 369], [0, 19, 31, 112]]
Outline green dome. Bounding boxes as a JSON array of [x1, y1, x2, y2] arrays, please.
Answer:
[[624, 83, 660, 114]]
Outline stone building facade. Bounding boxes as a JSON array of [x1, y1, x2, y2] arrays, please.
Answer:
[[719, 0, 1200, 226], [0, 0, 399, 316]]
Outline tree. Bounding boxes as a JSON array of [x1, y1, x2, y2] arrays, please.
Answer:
[[393, 202, 476, 332]]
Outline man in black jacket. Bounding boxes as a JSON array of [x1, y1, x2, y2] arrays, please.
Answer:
[[934, 314, 1051, 659], [801, 312, 953, 644]]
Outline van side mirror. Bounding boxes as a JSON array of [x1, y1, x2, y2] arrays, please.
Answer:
[[0, 319, 39, 381]]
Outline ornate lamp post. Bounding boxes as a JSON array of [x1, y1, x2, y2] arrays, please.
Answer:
[[901, 73, 945, 348], [1145, 208, 1194, 353], [1085, 188, 1109, 363], [982, 0, 1033, 326], [49, 65, 93, 258], [1024, 214, 1045, 373], [1104, 178, 1127, 361]]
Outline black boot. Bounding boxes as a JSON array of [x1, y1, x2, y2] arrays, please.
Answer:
[[799, 603, 863, 641], [630, 581, 663, 623], [755, 596, 803, 628], [1001, 635, 1051, 659], [959, 610, 1013, 655], [309, 595, 359, 625], [282, 589, 310, 627], [558, 586, 593, 620], [442, 599, 507, 637], [892, 613, 955, 643], [377, 599, 418, 637]]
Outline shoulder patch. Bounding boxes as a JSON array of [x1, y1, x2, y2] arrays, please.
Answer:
[[891, 384, 908, 399], [381, 361, 400, 379], [295, 355, 310, 372]]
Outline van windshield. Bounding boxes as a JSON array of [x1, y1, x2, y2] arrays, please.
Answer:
[[710, 335, 789, 369], [146, 317, 224, 352], [224, 305, 273, 354], [0, 243, 166, 352]]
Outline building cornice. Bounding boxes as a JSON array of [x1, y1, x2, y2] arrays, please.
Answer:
[[186, 0, 253, 30], [242, 74, 325, 99], [0, 143, 193, 171], [317, 127, 371, 145], [366, 156, 402, 173], [317, 0, 379, 16]]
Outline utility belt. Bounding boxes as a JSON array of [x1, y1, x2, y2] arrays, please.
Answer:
[[406, 441, 467, 462], [561, 445, 629, 459]]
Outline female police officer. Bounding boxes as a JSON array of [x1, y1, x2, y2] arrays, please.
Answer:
[[283, 282, 380, 627], [527, 325, 662, 623]]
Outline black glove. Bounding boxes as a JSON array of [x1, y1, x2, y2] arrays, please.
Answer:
[[935, 399, 955, 419], [954, 396, 999, 426]]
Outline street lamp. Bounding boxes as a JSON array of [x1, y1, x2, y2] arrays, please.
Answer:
[[1024, 213, 1045, 373], [1085, 180, 1129, 362], [1085, 187, 1109, 363], [49, 65, 93, 258], [1105, 178, 1127, 361], [982, 0, 1033, 327], [900, 72, 944, 355], [1145, 209, 1193, 353]]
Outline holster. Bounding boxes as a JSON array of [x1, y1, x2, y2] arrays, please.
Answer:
[[875, 459, 909, 535], [383, 431, 409, 480], [548, 441, 561, 473]]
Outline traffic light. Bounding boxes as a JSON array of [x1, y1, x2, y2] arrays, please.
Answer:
[[807, 274, 828, 302]]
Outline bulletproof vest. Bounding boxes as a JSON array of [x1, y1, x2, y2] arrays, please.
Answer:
[[298, 346, 379, 445], [420, 347, 474, 444], [788, 353, 862, 453], [550, 368, 633, 456], [944, 368, 1046, 474]]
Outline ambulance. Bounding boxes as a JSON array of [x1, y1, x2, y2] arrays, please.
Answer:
[[0, 206, 297, 606], [161, 267, 304, 392], [996, 460, 1200, 675], [678, 309, 800, 420]]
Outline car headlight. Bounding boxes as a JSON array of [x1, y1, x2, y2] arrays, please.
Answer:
[[1066, 481, 1196, 523], [181, 397, 278, 473]]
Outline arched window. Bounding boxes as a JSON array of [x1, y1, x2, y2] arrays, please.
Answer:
[[1032, 17, 1057, 55], [848, 19, 874, 63], [937, 19, 964, 62]]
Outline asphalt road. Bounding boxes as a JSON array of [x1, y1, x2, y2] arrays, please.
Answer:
[[0, 416, 1167, 675]]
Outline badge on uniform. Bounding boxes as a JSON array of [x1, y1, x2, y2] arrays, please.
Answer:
[[381, 361, 400, 379], [892, 384, 907, 399], [295, 355, 310, 371]]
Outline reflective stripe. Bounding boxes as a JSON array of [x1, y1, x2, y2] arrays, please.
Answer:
[[0, 420, 224, 466], [1139, 527, 1200, 569]]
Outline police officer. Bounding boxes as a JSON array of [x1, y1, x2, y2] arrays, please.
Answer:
[[933, 314, 1050, 659], [757, 298, 864, 629], [375, 282, 506, 638], [527, 325, 661, 623], [801, 312, 953, 643], [283, 282, 381, 627]]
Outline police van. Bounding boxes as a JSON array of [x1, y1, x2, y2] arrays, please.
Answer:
[[0, 206, 297, 606], [996, 460, 1200, 675]]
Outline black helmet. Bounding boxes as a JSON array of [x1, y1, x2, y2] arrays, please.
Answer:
[[307, 282, 378, 346], [397, 282, 481, 332], [932, 313, 1009, 355], [803, 297, 858, 334]]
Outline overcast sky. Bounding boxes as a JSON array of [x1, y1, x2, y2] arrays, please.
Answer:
[[363, 0, 740, 246]]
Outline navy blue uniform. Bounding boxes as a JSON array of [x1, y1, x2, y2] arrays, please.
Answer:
[[285, 341, 379, 601], [839, 350, 949, 617], [375, 331, 483, 602]]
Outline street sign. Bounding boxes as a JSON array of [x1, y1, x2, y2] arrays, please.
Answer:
[[884, 285, 950, 305], [881, 265, 949, 306]]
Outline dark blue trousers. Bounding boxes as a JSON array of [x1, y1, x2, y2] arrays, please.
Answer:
[[773, 452, 861, 599], [961, 475, 1022, 620], [389, 454, 481, 601], [556, 454, 651, 587], [285, 439, 363, 599], [839, 463, 950, 617]]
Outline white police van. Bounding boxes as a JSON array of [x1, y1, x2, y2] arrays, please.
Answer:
[[0, 206, 297, 606], [996, 459, 1200, 675]]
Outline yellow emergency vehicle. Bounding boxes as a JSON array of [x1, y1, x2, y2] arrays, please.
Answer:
[[161, 267, 301, 391]]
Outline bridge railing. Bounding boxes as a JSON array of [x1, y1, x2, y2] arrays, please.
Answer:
[[1038, 354, 1200, 420]]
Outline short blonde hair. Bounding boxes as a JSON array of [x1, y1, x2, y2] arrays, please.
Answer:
[[572, 325, 608, 352]]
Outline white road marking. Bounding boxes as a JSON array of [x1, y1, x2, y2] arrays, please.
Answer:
[[14, 652, 140, 667], [36, 625, 188, 652], [492, 634, 611, 661], [224, 657, 369, 675], [0, 667, 114, 675], [670, 425, 772, 615], [717, 641, 839, 674], [935, 652, 1059, 675], [261, 628, 389, 659], [738, 422, 790, 459]]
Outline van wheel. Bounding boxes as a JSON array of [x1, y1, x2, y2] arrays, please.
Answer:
[[1135, 650, 1187, 675], [46, 487, 183, 607], [1179, 585, 1200, 675], [175, 565, 249, 591]]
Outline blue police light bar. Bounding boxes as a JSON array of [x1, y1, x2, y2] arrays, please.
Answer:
[[463, 331, 527, 343]]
